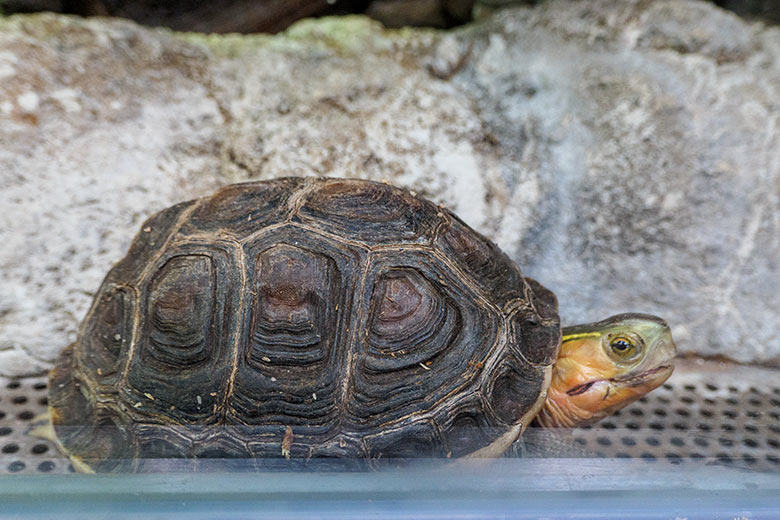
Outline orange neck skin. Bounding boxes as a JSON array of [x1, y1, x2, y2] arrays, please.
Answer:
[[534, 337, 673, 429]]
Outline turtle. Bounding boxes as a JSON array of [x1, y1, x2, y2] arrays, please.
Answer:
[[44, 177, 677, 472]]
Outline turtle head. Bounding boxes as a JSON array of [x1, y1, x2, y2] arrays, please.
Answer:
[[534, 313, 677, 429]]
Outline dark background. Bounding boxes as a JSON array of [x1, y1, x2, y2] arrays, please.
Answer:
[[2, 0, 778, 33]]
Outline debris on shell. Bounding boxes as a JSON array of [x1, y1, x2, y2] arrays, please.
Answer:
[[281, 426, 293, 459]]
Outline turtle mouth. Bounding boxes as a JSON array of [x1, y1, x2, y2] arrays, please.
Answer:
[[611, 364, 674, 387], [566, 365, 673, 396]]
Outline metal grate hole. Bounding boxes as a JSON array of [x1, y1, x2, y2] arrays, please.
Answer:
[[31, 443, 49, 455], [38, 461, 55, 472], [2, 443, 19, 454], [7, 461, 25, 473], [17, 411, 35, 421]]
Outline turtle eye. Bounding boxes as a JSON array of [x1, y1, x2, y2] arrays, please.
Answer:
[[608, 336, 638, 360]]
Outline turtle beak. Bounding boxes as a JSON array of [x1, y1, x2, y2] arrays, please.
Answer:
[[601, 363, 674, 413], [612, 364, 674, 388]]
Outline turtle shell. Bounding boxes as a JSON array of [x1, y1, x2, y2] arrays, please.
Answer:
[[49, 178, 560, 471]]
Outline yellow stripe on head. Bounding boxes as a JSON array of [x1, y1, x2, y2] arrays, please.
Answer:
[[561, 331, 602, 343]]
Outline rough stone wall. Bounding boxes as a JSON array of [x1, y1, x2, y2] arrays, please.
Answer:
[[0, 0, 778, 375]]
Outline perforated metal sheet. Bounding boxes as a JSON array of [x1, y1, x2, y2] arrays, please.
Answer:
[[0, 377, 71, 474], [1, 358, 779, 474]]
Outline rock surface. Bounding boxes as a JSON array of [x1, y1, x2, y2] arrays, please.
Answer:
[[1, 0, 779, 376]]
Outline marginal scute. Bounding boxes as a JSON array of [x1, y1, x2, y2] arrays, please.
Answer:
[[435, 212, 524, 306], [488, 360, 546, 425], [135, 425, 190, 468], [364, 420, 444, 462], [78, 285, 133, 378], [75, 412, 134, 473], [49, 345, 91, 439], [195, 436, 256, 472], [440, 407, 502, 458], [509, 277, 561, 366], [49, 348, 134, 472]]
